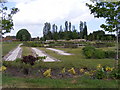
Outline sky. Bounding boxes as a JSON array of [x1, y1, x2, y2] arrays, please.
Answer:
[[3, 0, 107, 38]]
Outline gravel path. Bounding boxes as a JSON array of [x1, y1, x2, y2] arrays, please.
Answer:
[[46, 48, 72, 55], [32, 48, 59, 62], [4, 43, 22, 61]]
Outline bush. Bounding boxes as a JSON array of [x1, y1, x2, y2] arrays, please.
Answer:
[[23, 41, 44, 47], [105, 51, 116, 58], [83, 46, 105, 59], [21, 55, 39, 65], [94, 50, 105, 59], [93, 42, 115, 48], [83, 46, 96, 59]]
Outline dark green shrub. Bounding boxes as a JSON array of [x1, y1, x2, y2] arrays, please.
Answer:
[[82, 46, 96, 58], [93, 42, 115, 48], [94, 50, 105, 59], [95, 69, 105, 79], [105, 51, 116, 58], [83, 46, 105, 59]]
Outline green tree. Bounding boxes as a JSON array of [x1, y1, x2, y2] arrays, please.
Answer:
[[16, 29, 31, 41], [79, 21, 84, 39], [65, 21, 68, 31], [69, 22, 71, 31], [43, 22, 52, 40], [86, 1, 120, 60], [83, 22, 88, 39], [0, 0, 19, 34]]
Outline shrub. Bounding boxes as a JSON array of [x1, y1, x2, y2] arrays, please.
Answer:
[[83, 46, 107, 59], [82, 46, 96, 58], [94, 49, 105, 59], [105, 51, 116, 58], [93, 42, 115, 48], [21, 55, 39, 65]]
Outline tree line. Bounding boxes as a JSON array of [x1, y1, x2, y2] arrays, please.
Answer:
[[42, 21, 88, 40]]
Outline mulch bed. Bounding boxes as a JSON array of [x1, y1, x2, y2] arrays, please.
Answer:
[[4, 66, 89, 79]]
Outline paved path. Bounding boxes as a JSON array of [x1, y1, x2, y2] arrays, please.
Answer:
[[46, 48, 72, 55], [4, 43, 22, 61], [32, 48, 59, 62]]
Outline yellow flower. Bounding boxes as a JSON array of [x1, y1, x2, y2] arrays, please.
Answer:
[[43, 69, 51, 77], [84, 72, 90, 75], [97, 64, 102, 69], [61, 68, 65, 74], [105, 67, 113, 71], [68, 68, 76, 75], [80, 69, 84, 73], [0, 66, 7, 72]]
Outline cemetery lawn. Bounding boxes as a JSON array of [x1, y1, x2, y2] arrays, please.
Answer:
[[2, 42, 21, 56], [22, 46, 33, 56], [2, 73, 118, 88], [39, 47, 115, 69]]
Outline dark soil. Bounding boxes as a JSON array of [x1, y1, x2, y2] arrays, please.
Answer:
[[4, 66, 89, 79]]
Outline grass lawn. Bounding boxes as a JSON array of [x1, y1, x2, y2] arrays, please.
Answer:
[[39, 47, 115, 69], [21, 46, 33, 56], [2, 73, 118, 88], [2, 42, 21, 56]]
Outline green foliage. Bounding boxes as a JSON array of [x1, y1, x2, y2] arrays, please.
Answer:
[[83, 46, 96, 59], [86, 1, 120, 32], [0, 2, 19, 34], [94, 50, 105, 59], [83, 46, 105, 59], [93, 42, 115, 48], [23, 41, 44, 47], [16, 29, 31, 41], [95, 68, 105, 79], [105, 51, 116, 58]]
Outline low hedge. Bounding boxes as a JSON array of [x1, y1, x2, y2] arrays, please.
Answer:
[[82, 46, 119, 59]]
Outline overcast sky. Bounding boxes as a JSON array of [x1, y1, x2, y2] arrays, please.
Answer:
[[3, 0, 106, 38]]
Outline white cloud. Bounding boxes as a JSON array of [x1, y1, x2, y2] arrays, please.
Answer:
[[5, 0, 103, 37]]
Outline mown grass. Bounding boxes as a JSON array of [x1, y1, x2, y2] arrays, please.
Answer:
[[2, 73, 118, 88], [22, 46, 33, 56], [38, 47, 115, 69], [2, 42, 21, 56]]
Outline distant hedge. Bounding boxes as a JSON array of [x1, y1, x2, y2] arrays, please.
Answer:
[[82, 46, 118, 59]]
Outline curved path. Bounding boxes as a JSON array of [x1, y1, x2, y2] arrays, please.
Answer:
[[46, 48, 72, 55], [32, 48, 59, 62], [4, 43, 22, 61]]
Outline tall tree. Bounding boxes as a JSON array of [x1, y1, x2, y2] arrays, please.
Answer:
[[83, 22, 88, 39], [86, 1, 120, 60], [43, 22, 51, 40], [69, 22, 71, 31], [52, 24, 56, 33], [60, 25, 63, 32], [79, 21, 84, 39], [65, 21, 68, 31]]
